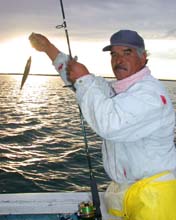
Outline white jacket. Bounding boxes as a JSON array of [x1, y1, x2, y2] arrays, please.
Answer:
[[53, 52, 176, 184]]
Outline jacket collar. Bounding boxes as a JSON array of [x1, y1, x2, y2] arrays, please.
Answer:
[[111, 66, 151, 94]]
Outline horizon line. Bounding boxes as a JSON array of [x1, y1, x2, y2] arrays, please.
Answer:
[[0, 73, 176, 81]]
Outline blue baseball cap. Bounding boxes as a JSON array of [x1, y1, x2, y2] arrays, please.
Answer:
[[102, 30, 145, 51]]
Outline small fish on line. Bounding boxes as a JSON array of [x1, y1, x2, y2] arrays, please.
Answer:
[[20, 56, 32, 90]]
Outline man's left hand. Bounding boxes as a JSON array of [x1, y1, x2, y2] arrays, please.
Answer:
[[67, 59, 90, 83]]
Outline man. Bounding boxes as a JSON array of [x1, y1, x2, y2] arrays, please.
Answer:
[[29, 30, 176, 220]]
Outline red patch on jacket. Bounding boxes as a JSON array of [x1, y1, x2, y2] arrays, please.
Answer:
[[160, 95, 167, 105], [58, 63, 63, 71]]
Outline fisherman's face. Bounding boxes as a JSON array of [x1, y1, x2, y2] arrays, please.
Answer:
[[110, 46, 146, 80]]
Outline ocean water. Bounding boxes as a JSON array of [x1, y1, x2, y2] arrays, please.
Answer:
[[0, 74, 176, 194], [0, 74, 109, 193]]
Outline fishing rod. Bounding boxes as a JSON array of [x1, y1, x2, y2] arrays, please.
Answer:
[[56, 0, 72, 58], [56, 1, 102, 219]]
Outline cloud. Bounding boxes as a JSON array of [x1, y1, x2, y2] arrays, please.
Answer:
[[61, 0, 176, 40], [163, 29, 176, 39], [0, 0, 176, 42]]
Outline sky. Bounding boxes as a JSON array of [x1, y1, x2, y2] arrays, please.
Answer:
[[0, 0, 176, 79]]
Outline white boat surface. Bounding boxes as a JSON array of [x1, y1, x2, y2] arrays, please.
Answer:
[[0, 192, 111, 220]]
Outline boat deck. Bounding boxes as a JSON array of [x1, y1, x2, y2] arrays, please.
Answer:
[[0, 192, 111, 220]]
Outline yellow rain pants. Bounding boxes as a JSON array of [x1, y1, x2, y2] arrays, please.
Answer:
[[106, 171, 176, 220]]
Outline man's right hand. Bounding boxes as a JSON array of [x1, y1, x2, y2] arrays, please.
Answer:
[[29, 32, 51, 52], [29, 32, 60, 62]]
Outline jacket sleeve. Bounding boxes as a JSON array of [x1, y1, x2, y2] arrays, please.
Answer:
[[74, 76, 171, 142], [52, 52, 72, 86]]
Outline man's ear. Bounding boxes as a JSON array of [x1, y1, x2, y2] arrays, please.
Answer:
[[142, 51, 148, 65]]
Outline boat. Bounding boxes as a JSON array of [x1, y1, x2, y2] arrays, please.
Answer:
[[0, 192, 110, 220]]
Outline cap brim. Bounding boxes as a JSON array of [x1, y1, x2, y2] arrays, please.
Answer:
[[102, 43, 143, 52], [102, 45, 111, 51]]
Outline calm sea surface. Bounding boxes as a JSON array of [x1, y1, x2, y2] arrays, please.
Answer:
[[0, 75, 176, 193]]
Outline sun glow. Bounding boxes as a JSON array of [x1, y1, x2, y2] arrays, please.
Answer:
[[0, 36, 33, 73], [0, 36, 176, 80], [0, 36, 58, 75]]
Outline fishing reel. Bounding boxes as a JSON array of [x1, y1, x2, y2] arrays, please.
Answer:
[[77, 201, 95, 220]]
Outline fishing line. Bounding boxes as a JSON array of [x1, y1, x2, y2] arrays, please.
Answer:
[[57, 1, 102, 219]]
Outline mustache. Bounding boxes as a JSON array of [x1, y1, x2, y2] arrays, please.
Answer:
[[113, 64, 127, 72]]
